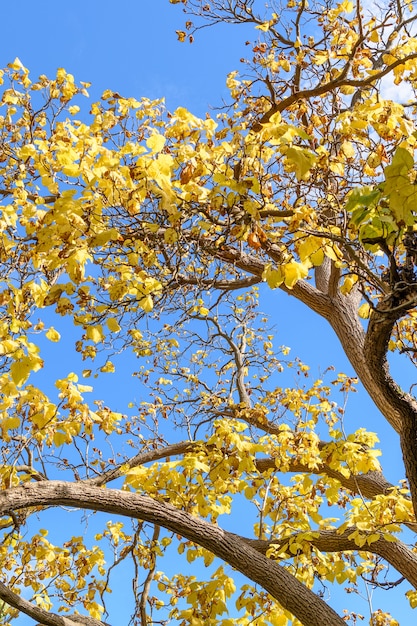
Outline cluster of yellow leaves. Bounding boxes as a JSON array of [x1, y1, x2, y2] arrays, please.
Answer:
[[0, 529, 106, 621], [2, 4, 417, 616], [0, 370, 124, 460]]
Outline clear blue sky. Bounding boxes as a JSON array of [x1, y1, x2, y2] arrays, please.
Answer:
[[1, 0, 250, 116], [1, 1, 416, 624]]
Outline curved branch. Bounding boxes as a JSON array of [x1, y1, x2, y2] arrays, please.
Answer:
[[290, 282, 408, 435], [88, 432, 396, 503], [88, 441, 199, 486], [202, 239, 411, 438], [174, 274, 262, 290], [208, 314, 252, 406], [0, 581, 109, 626], [255, 458, 395, 500], [241, 528, 417, 588], [364, 298, 417, 516], [204, 241, 334, 317], [0, 481, 345, 626], [253, 52, 417, 130], [139, 525, 160, 626]]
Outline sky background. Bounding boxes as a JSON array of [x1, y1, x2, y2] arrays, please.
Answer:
[[1, 0, 416, 624]]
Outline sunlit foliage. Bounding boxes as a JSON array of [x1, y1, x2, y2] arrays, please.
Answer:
[[1, 0, 417, 624]]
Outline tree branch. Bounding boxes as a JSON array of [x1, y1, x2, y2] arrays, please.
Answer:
[[364, 296, 417, 516], [0, 580, 110, 626], [241, 528, 417, 588], [255, 458, 395, 501], [0, 481, 346, 626], [88, 441, 199, 486]]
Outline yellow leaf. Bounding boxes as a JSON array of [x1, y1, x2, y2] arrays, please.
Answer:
[[313, 51, 329, 65], [297, 236, 324, 266], [406, 590, 417, 608], [358, 303, 371, 319], [1, 417, 20, 433], [146, 132, 166, 153], [11, 355, 43, 387], [106, 318, 121, 333], [9, 57, 26, 71], [139, 295, 153, 313], [285, 147, 317, 180], [329, 160, 345, 175], [100, 361, 115, 373], [262, 265, 284, 289], [256, 22, 271, 31], [284, 261, 309, 288], [279, 59, 291, 72], [53, 431, 68, 447], [86, 325, 104, 344], [90, 228, 120, 247], [340, 141, 355, 158], [45, 327, 61, 342], [164, 228, 178, 243], [340, 275, 358, 295]]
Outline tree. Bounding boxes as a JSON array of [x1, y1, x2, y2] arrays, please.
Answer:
[[1, 0, 417, 623]]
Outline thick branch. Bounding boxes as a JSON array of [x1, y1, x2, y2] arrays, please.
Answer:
[[0, 189, 59, 205], [290, 282, 407, 434], [364, 300, 417, 517], [89, 436, 397, 508], [174, 274, 262, 291], [0, 481, 345, 626], [242, 528, 417, 588], [255, 458, 394, 500], [192, 241, 413, 442]]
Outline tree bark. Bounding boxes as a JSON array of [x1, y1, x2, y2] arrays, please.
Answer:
[[242, 528, 417, 588], [0, 481, 347, 626]]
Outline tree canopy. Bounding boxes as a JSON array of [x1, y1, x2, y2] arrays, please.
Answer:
[[1, 0, 417, 624]]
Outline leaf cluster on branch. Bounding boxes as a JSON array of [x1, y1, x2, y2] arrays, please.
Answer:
[[1, 0, 417, 623]]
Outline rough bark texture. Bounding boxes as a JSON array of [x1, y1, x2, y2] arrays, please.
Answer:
[[256, 459, 395, 500], [242, 529, 417, 588], [297, 271, 417, 517], [0, 481, 346, 626]]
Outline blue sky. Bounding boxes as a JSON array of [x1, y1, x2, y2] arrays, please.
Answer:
[[1, 0, 250, 116], [1, 1, 416, 624]]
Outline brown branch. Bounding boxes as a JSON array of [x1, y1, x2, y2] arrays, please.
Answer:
[[173, 274, 262, 291], [258, 208, 294, 219], [88, 437, 404, 532], [0, 189, 59, 205], [139, 525, 160, 626], [0, 481, 346, 626], [364, 298, 417, 517], [88, 441, 199, 486], [287, 278, 408, 438], [253, 52, 417, 130], [0, 581, 109, 626], [255, 457, 395, 501], [241, 528, 417, 588]]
